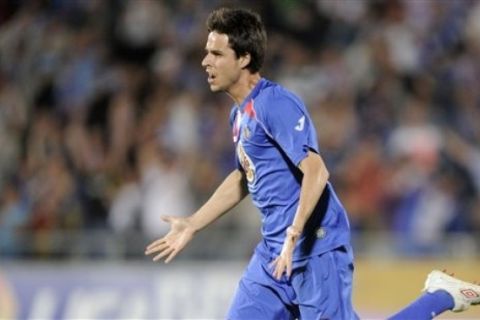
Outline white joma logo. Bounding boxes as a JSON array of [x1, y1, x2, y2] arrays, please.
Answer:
[[295, 116, 305, 131]]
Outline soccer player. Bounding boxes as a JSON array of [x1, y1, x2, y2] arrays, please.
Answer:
[[145, 7, 480, 320]]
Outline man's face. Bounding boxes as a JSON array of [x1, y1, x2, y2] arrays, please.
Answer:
[[202, 31, 243, 92]]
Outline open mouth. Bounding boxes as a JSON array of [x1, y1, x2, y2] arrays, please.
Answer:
[[207, 71, 216, 83]]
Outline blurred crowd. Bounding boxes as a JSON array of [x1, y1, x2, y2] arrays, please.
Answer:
[[0, 0, 480, 259]]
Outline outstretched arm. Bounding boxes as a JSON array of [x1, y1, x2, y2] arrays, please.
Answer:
[[272, 150, 329, 279], [145, 169, 248, 263]]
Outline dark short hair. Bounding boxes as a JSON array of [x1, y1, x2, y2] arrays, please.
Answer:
[[206, 7, 267, 73]]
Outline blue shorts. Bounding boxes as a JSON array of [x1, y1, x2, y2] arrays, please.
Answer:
[[227, 246, 359, 320]]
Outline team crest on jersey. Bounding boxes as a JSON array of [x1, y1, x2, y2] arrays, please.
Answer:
[[237, 142, 255, 183]]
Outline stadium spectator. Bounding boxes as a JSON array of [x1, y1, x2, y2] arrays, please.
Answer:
[[0, 0, 478, 260]]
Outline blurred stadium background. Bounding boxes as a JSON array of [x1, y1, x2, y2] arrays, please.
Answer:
[[0, 0, 479, 319]]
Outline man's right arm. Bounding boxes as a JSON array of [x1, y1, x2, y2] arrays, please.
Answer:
[[188, 168, 248, 232], [145, 169, 248, 263]]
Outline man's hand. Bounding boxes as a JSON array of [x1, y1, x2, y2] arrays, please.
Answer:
[[271, 226, 301, 280], [145, 216, 195, 263]]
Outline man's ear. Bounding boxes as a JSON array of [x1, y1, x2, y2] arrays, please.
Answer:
[[239, 53, 251, 69]]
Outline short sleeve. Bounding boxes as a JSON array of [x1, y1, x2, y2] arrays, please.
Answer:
[[258, 90, 319, 166]]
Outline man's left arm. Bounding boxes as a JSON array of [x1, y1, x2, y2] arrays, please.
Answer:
[[272, 150, 329, 280]]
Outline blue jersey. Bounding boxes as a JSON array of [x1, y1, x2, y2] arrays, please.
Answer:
[[230, 78, 352, 261]]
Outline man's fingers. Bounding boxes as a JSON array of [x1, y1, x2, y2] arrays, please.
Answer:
[[270, 256, 293, 280], [286, 262, 292, 278], [276, 263, 282, 277], [145, 242, 169, 255], [275, 265, 284, 280], [161, 215, 174, 223], [269, 257, 279, 269], [273, 259, 284, 280], [271, 256, 283, 279], [165, 249, 179, 264], [153, 247, 174, 262], [146, 238, 166, 251]]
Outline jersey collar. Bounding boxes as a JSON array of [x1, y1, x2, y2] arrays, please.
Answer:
[[238, 78, 266, 112]]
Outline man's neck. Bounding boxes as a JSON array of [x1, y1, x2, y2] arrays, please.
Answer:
[[227, 72, 261, 105]]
